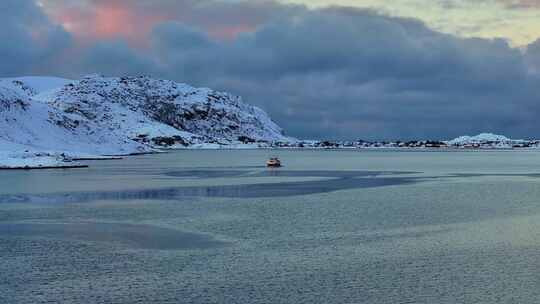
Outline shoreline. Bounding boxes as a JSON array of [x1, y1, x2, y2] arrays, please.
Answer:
[[2, 145, 539, 171], [0, 164, 89, 170]]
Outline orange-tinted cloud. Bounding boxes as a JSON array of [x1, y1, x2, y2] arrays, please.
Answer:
[[45, 1, 169, 46], [41, 0, 268, 46]]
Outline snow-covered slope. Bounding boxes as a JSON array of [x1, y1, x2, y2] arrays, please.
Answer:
[[0, 78, 146, 158], [446, 133, 521, 145], [43, 75, 285, 143], [0, 75, 288, 167], [3, 76, 73, 93], [0, 151, 87, 169]]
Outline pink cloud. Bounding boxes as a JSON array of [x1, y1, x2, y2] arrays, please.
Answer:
[[40, 0, 273, 46], [44, 1, 169, 46]]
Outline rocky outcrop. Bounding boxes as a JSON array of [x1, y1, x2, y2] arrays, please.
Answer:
[[0, 75, 288, 157], [46, 75, 285, 143]]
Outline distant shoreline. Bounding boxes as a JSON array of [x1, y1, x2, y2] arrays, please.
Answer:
[[2, 146, 538, 171]]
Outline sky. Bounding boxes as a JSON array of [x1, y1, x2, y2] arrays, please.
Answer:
[[284, 0, 540, 47], [2, 0, 540, 140]]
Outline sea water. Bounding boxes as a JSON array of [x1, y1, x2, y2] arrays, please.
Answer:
[[1, 150, 539, 303]]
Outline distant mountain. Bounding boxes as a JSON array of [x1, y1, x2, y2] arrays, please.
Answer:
[[286, 133, 537, 150], [4, 76, 536, 169], [0, 75, 288, 159], [445, 133, 523, 145]]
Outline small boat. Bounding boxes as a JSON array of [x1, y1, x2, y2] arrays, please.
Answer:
[[266, 157, 282, 167]]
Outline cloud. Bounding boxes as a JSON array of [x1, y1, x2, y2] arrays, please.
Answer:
[[525, 38, 540, 73], [77, 40, 157, 76], [143, 8, 539, 139], [435, 0, 540, 9], [500, 0, 540, 9], [0, 0, 72, 76], [2, 0, 540, 139], [40, 0, 301, 44]]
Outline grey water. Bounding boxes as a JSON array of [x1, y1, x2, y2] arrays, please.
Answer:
[[1, 150, 540, 303]]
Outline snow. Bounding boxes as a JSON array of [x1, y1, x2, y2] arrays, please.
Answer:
[[446, 133, 522, 145], [0, 83, 146, 157], [0, 75, 291, 168], [5, 76, 74, 93], [187, 142, 269, 150], [0, 151, 86, 169]]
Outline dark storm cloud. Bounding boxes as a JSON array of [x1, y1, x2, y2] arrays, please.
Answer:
[[144, 8, 539, 139], [0, 0, 72, 76], [525, 38, 540, 73], [77, 40, 157, 76], [2, 0, 540, 140]]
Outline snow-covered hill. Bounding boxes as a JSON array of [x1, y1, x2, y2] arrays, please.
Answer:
[[445, 133, 523, 146], [2, 76, 73, 93], [446, 133, 508, 145], [0, 75, 288, 168]]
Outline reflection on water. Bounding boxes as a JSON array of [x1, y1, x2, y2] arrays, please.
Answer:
[[0, 170, 420, 203], [0, 222, 225, 250], [165, 169, 416, 179], [3, 150, 540, 304], [3, 169, 540, 204]]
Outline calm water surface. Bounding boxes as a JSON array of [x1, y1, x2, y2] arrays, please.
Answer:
[[1, 150, 540, 303]]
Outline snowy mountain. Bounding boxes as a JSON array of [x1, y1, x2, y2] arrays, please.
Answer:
[[445, 133, 523, 145], [0, 75, 288, 167], [2, 76, 73, 93], [43, 75, 285, 143], [0, 77, 145, 156]]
